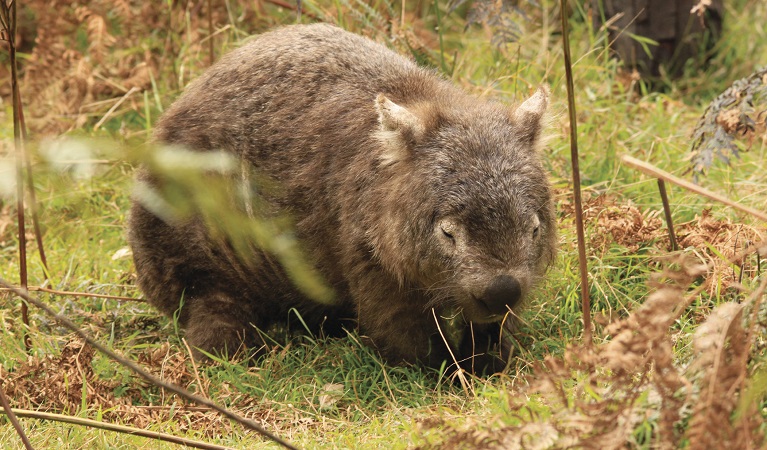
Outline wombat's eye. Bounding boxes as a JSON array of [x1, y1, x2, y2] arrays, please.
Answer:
[[532, 225, 539, 238], [437, 220, 458, 245]]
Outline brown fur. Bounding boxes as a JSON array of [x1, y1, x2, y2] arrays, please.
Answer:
[[127, 24, 556, 373]]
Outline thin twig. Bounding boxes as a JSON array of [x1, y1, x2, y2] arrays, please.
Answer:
[[0, 278, 300, 450], [207, 0, 214, 66], [657, 179, 678, 251], [8, 17, 49, 276], [674, 242, 767, 312], [0, 286, 145, 302], [2, 0, 31, 350], [15, 63, 49, 275], [132, 405, 210, 411], [0, 382, 33, 450], [0, 408, 232, 450], [260, 0, 317, 20], [182, 338, 209, 399], [400, 0, 405, 28], [93, 86, 140, 131], [621, 155, 767, 222], [431, 308, 471, 393], [560, 0, 592, 346]]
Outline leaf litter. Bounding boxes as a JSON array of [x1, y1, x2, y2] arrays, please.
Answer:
[[0, 339, 253, 438], [561, 192, 765, 294]]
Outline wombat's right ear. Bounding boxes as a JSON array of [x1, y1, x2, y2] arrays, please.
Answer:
[[511, 86, 549, 142], [374, 94, 425, 165]]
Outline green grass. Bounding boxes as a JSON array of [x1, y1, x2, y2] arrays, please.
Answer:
[[1, 0, 766, 448]]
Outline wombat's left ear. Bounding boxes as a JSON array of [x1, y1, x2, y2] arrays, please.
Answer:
[[376, 94, 425, 137], [375, 94, 425, 164], [511, 86, 548, 141]]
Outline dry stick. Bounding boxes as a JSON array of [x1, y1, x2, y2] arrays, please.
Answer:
[[0, 383, 34, 450], [7, 6, 49, 275], [431, 308, 471, 393], [1, 0, 31, 350], [93, 87, 140, 131], [207, 0, 214, 66], [0, 279, 300, 450], [182, 338, 210, 400], [31, 286, 142, 302], [260, 0, 317, 20], [657, 179, 679, 251], [133, 405, 211, 411], [0, 408, 233, 450], [621, 155, 767, 222], [264, 0, 301, 10], [12, 52, 50, 276], [0, 287, 143, 302], [559, 0, 592, 346]]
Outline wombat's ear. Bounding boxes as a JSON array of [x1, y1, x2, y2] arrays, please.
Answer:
[[511, 86, 548, 142], [376, 94, 425, 136], [375, 94, 425, 164]]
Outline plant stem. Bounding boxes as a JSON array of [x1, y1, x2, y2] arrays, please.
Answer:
[[559, 0, 592, 346]]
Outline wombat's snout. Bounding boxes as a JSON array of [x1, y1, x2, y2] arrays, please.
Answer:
[[480, 275, 522, 316]]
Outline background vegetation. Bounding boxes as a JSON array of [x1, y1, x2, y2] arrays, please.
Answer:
[[0, 0, 766, 448]]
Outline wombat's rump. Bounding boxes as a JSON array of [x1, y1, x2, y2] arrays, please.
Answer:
[[128, 23, 556, 373]]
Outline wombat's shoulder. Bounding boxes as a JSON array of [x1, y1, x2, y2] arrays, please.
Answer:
[[165, 23, 440, 105], [154, 23, 451, 149], [234, 23, 401, 59], [210, 23, 420, 80]]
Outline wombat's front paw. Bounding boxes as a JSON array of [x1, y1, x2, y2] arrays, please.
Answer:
[[457, 351, 508, 376], [184, 320, 250, 361], [452, 323, 510, 376]]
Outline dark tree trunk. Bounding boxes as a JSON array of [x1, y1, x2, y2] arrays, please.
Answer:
[[594, 0, 724, 78]]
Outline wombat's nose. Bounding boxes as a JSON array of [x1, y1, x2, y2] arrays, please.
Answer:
[[481, 275, 522, 316]]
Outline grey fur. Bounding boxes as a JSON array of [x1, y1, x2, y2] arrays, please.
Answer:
[[127, 24, 556, 373]]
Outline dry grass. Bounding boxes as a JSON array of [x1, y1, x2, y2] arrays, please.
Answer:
[[7, 0, 262, 135]]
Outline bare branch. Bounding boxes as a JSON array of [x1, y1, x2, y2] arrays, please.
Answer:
[[0, 408, 234, 450], [622, 155, 767, 222], [0, 383, 33, 450], [0, 278, 299, 450]]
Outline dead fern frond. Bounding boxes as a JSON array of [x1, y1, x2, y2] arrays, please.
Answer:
[[454, 0, 543, 45], [689, 67, 767, 179], [12, 1, 232, 134], [74, 6, 116, 64], [562, 192, 766, 293], [110, 0, 133, 22], [490, 259, 706, 449], [686, 302, 748, 449]]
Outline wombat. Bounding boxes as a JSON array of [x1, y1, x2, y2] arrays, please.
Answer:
[[127, 23, 556, 373]]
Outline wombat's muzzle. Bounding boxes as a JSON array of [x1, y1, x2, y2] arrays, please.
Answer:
[[480, 275, 522, 316]]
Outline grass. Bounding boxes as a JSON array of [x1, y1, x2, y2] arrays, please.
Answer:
[[1, 0, 766, 448]]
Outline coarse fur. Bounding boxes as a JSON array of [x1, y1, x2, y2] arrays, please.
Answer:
[[127, 23, 556, 373]]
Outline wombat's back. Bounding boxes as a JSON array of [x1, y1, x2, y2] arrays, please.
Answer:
[[155, 24, 446, 165]]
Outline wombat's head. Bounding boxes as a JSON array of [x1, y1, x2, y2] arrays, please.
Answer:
[[372, 87, 556, 323]]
